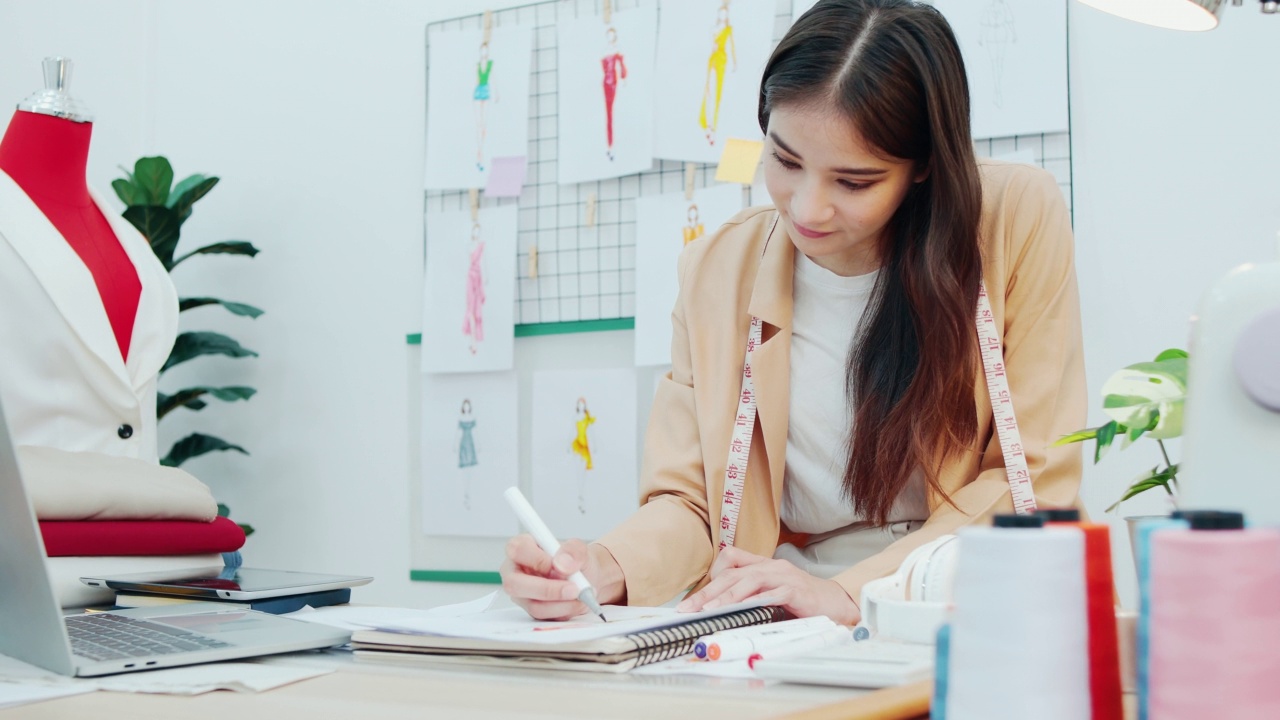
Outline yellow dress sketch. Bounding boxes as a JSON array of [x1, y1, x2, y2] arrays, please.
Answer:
[[683, 203, 705, 246], [571, 398, 595, 515], [699, 3, 737, 146]]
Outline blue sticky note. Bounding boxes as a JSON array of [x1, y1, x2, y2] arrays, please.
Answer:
[[483, 156, 527, 198]]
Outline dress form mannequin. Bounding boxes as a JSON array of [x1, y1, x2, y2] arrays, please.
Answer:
[[0, 58, 177, 462], [0, 78, 141, 361]]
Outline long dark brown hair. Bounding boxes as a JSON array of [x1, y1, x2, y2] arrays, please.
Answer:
[[759, 0, 983, 525]]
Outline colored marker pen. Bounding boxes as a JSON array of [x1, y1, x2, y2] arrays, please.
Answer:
[[747, 626, 856, 669]]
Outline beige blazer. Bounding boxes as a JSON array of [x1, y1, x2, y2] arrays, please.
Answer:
[[0, 169, 178, 463], [597, 160, 1086, 607]]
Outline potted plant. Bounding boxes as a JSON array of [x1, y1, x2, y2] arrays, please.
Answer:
[[113, 156, 261, 534], [1054, 349, 1188, 552]]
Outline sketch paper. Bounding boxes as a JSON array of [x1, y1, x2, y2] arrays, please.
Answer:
[[483, 155, 528, 198], [557, 6, 658, 185], [930, 0, 1068, 139], [422, 206, 517, 373], [530, 369, 638, 540], [634, 184, 745, 366], [652, 0, 775, 163], [421, 372, 519, 538], [425, 25, 534, 191]]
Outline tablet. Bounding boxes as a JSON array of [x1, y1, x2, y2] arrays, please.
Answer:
[[80, 567, 373, 600]]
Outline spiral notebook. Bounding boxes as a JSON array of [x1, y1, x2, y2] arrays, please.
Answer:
[[350, 600, 786, 673]]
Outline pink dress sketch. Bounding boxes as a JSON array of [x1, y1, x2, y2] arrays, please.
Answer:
[[462, 223, 486, 354], [601, 27, 627, 162]]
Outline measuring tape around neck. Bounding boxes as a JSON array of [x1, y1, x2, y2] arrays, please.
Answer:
[[715, 281, 1036, 552]]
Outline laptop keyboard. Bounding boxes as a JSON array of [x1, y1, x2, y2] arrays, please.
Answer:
[[65, 612, 231, 662]]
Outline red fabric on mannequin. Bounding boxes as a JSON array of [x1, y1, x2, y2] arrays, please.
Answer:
[[38, 516, 247, 557], [0, 110, 141, 361]]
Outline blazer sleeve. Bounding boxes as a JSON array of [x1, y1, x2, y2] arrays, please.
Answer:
[[594, 247, 715, 607], [830, 168, 1088, 603]]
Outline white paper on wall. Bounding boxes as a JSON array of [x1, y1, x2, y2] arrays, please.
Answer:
[[652, 0, 774, 163], [421, 371, 520, 538], [792, 0, 819, 24], [422, 206, 517, 373], [557, 6, 658, 185], [634, 184, 746, 367], [425, 25, 534, 191], [929, 0, 1068, 140], [530, 369, 638, 540]]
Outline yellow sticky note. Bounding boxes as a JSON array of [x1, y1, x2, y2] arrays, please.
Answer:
[[715, 139, 765, 185]]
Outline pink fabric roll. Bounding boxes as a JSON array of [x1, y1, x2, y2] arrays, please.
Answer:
[[1150, 528, 1280, 719]]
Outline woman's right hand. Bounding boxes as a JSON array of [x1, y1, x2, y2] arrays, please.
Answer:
[[500, 535, 625, 620]]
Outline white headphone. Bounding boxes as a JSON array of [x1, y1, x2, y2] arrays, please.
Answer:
[[855, 534, 959, 644]]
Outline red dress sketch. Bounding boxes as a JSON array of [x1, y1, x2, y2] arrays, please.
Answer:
[[462, 224, 486, 354], [601, 27, 627, 162]]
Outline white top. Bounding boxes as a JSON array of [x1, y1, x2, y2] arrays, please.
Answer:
[[781, 249, 928, 534]]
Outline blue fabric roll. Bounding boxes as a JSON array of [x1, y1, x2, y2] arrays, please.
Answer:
[[1136, 518, 1187, 720]]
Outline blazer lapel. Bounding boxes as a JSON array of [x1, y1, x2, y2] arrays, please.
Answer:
[[744, 216, 794, 520], [0, 170, 129, 383], [92, 187, 177, 390]]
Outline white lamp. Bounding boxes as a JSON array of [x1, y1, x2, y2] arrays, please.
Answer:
[[1075, 0, 1224, 31]]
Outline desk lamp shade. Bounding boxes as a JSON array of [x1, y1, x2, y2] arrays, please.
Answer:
[[1076, 0, 1223, 31]]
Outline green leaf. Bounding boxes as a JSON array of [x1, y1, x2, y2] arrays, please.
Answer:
[[160, 433, 249, 467], [1100, 359, 1187, 440], [1105, 464, 1180, 512], [1052, 427, 1100, 446], [111, 178, 141, 206], [1154, 348, 1189, 362], [217, 503, 231, 518], [167, 174, 214, 208], [169, 176, 219, 223], [162, 331, 258, 373], [179, 297, 265, 318], [158, 385, 256, 420], [123, 205, 182, 269], [171, 241, 260, 268], [133, 156, 175, 205], [238, 524, 255, 537], [1094, 421, 1118, 464]]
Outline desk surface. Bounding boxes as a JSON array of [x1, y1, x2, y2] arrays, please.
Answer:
[[2, 649, 923, 720]]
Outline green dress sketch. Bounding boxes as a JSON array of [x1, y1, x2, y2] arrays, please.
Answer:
[[458, 400, 478, 510], [474, 43, 494, 171]]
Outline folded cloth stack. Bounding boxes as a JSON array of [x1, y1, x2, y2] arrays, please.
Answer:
[[17, 446, 245, 608]]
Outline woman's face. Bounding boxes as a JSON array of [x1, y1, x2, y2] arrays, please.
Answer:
[[763, 105, 926, 277]]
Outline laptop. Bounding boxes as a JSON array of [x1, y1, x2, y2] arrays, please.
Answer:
[[0, 397, 352, 677]]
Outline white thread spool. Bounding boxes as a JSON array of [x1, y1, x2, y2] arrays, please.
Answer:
[[945, 522, 1090, 719]]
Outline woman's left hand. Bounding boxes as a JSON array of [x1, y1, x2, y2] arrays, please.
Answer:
[[675, 547, 861, 625]]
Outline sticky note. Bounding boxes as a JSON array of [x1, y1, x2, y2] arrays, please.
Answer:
[[714, 139, 764, 185], [483, 156, 528, 198]]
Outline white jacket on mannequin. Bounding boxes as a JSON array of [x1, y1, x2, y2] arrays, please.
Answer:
[[0, 169, 178, 463]]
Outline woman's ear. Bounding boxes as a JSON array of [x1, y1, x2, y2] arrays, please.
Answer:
[[913, 163, 931, 184]]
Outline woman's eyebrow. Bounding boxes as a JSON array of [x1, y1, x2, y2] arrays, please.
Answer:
[[769, 132, 888, 176]]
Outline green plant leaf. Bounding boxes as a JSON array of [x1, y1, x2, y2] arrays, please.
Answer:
[[133, 156, 174, 205], [217, 503, 231, 518], [1100, 358, 1187, 439], [158, 385, 256, 420], [170, 176, 219, 223], [179, 297, 265, 318], [162, 332, 258, 373], [160, 433, 248, 467], [1154, 348, 1189, 362], [111, 178, 141, 206], [171, 241, 260, 268], [1094, 421, 1118, 464], [167, 174, 215, 207], [123, 205, 182, 269], [238, 524, 255, 537], [1105, 464, 1181, 512], [1052, 427, 1100, 446]]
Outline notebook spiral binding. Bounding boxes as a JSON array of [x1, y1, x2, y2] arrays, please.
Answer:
[[627, 606, 786, 667]]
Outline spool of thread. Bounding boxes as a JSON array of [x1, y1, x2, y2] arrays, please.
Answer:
[[944, 518, 1091, 719], [1039, 509, 1124, 720], [1134, 517, 1188, 720], [1147, 512, 1280, 719]]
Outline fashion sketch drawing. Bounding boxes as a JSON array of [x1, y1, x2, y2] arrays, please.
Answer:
[[683, 203, 705, 246], [601, 26, 628, 161], [474, 41, 495, 171], [457, 399, 478, 510], [700, 2, 736, 146], [462, 222, 487, 355], [978, 0, 1016, 109], [570, 397, 596, 514]]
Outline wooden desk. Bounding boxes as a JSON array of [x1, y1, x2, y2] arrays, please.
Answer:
[[1, 650, 930, 720]]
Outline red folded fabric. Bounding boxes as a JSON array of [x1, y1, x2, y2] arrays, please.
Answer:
[[38, 516, 246, 557]]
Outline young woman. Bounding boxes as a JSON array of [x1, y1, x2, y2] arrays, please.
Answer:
[[501, 0, 1085, 625]]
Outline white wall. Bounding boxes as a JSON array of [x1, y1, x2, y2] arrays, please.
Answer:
[[1069, 2, 1280, 604], [2, 0, 1277, 609]]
